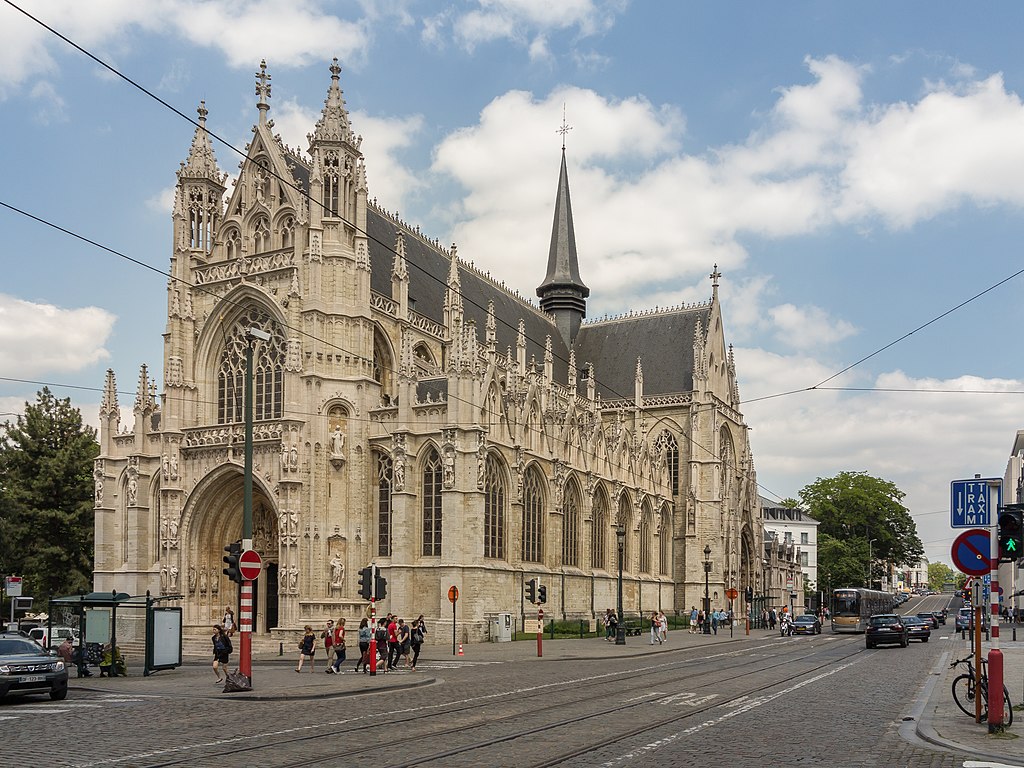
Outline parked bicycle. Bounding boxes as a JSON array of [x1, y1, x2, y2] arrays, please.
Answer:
[[950, 655, 1013, 726]]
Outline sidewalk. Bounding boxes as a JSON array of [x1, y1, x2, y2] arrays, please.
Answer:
[[69, 623, 1024, 765]]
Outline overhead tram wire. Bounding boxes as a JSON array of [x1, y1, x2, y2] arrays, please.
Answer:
[[2, 0, 792, 504]]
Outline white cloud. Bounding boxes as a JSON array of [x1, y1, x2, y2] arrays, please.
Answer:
[[768, 303, 857, 349], [0, 1, 371, 95], [0, 294, 115, 375], [146, 186, 176, 215], [449, 0, 626, 50], [29, 80, 67, 125]]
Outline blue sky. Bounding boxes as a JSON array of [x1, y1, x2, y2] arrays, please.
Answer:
[[2, 0, 1024, 569]]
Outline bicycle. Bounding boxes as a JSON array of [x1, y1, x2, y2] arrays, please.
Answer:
[[950, 655, 1014, 726]]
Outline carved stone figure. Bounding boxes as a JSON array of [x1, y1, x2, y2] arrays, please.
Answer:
[[188, 566, 197, 594], [330, 425, 346, 457], [169, 564, 179, 591], [330, 553, 344, 588], [199, 567, 208, 594]]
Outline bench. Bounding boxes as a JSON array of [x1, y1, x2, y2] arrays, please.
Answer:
[[622, 622, 643, 637]]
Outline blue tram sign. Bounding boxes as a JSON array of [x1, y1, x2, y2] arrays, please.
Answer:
[[950, 478, 1001, 529]]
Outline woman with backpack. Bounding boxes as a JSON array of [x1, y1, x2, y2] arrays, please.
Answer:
[[212, 624, 232, 684], [355, 618, 372, 673], [409, 618, 425, 670]]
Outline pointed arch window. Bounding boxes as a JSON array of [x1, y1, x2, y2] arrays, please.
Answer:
[[639, 509, 653, 573], [373, 328, 394, 404], [591, 490, 608, 570], [522, 468, 543, 563], [224, 228, 241, 260], [375, 452, 393, 557], [659, 508, 671, 575], [617, 495, 632, 574], [561, 481, 581, 567], [483, 454, 505, 560], [253, 217, 271, 253], [422, 449, 443, 556], [654, 430, 680, 496], [217, 309, 285, 424], [280, 216, 295, 249], [323, 151, 340, 217]]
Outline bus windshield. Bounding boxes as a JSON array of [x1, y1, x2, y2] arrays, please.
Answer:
[[833, 591, 859, 616]]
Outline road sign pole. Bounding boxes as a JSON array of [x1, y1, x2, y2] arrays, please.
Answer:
[[987, 479, 1005, 732], [239, 580, 253, 679], [369, 595, 377, 676], [537, 606, 543, 658]]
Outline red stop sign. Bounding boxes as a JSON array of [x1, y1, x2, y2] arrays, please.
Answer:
[[239, 549, 262, 581]]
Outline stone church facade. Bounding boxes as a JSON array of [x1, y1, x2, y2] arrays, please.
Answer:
[[93, 60, 764, 643]]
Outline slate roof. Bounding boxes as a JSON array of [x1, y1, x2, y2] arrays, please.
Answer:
[[572, 306, 710, 400], [366, 206, 571, 384]]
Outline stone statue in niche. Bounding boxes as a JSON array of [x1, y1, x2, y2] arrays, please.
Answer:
[[160, 565, 168, 593], [330, 553, 344, 588], [169, 564, 179, 591], [188, 565, 197, 593], [330, 425, 346, 458]]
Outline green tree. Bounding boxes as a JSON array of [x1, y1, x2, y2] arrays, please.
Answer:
[[928, 562, 956, 592], [799, 471, 924, 590], [0, 388, 98, 603]]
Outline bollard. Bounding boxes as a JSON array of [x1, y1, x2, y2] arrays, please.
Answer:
[[279, 642, 283, 656], [988, 648, 1005, 733]]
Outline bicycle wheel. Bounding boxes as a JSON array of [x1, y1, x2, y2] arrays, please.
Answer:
[[952, 674, 979, 718]]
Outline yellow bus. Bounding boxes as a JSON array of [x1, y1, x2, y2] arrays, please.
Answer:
[[831, 588, 895, 633]]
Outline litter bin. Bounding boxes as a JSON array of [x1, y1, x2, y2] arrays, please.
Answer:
[[490, 612, 513, 642]]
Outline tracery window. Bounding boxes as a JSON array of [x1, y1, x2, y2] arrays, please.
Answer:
[[522, 467, 543, 563], [591, 490, 608, 570], [253, 217, 271, 253], [372, 328, 394, 404], [187, 187, 215, 252], [375, 452, 393, 557], [616, 495, 631, 573], [639, 509, 652, 573], [323, 151, 340, 217], [659, 509, 671, 575], [483, 454, 505, 559], [224, 228, 241, 260], [217, 309, 284, 424], [561, 481, 580, 567], [422, 450, 443, 556], [280, 216, 294, 249], [654, 430, 680, 496]]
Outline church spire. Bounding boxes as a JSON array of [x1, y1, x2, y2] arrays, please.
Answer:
[[255, 59, 271, 125], [537, 145, 589, 347], [178, 101, 224, 183], [311, 57, 354, 144]]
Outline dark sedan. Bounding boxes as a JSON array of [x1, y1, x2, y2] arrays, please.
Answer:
[[865, 614, 908, 649], [0, 632, 69, 701], [931, 610, 946, 625], [916, 612, 940, 629], [902, 615, 931, 642], [792, 614, 822, 635]]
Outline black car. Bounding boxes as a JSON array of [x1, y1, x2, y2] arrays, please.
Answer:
[[931, 610, 946, 625], [792, 614, 822, 635], [865, 614, 908, 648], [902, 615, 931, 642], [916, 612, 939, 629], [0, 632, 69, 701]]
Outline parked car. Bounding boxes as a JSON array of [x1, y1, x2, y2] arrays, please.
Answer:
[[27, 625, 78, 649], [792, 614, 822, 635], [0, 631, 69, 701], [916, 612, 939, 629], [865, 614, 909, 648], [902, 615, 931, 642], [955, 608, 972, 632]]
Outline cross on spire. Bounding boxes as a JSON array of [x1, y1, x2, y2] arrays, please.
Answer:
[[255, 59, 272, 122], [557, 103, 572, 151], [710, 264, 721, 289]]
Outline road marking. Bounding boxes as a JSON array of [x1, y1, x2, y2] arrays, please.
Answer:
[[964, 762, 1024, 768], [624, 692, 667, 702], [600, 658, 862, 766], [655, 692, 718, 707]]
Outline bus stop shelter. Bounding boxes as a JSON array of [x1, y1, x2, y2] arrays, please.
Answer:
[[48, 590, 183, 677]]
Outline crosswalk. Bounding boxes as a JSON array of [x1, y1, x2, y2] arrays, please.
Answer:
[[0, 695, 151, 721]]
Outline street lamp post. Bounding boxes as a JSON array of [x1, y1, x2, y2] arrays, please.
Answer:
[[703, 544, 712, 635], [615, 526, 626, 645], [866, 538, 877, 589]]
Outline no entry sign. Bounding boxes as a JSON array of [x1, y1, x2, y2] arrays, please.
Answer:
[[950, 528, 990, 576], [239, 549, 262, 581]]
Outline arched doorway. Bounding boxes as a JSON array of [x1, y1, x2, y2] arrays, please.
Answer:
[[180, 466, 279, 634]]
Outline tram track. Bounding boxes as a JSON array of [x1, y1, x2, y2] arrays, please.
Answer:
[[121, 634, 862, 768]]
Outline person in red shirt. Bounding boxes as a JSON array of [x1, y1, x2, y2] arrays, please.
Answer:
[[387, 616, 400, 670], [329, 617, 346, 673]]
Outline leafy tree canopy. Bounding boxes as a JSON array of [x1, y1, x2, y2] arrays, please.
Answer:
[[0, 388, 98, 604], [928, 562, 957, 592], [799, 471, 924, 570]]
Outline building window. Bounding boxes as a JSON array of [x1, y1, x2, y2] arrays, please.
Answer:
[[522, 468, 543, 563], [638, 510, 652, 573], [422, 450, 443, 556], [617, 495, 631, 573], [483, 455, 505, 559], [561, 481, 580, 567], [323, 151, 340, 216], [217, 310, 284, 424], [375, 453, 392, 557], [653, 430, 680, 496], [800, 551, 809, 567], [659, 510, 671, 575], [591, 491, 607, 570], [800, 532, 809, 545]]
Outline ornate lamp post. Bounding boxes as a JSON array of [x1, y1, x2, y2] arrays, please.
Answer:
[[703, 544, 712, 635], [615, 525, 626, 645]]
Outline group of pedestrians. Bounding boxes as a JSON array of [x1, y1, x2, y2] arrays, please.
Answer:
[[686, 606, 728, 634], [298, 613, 428, 674], [648, 611, 668, 644]]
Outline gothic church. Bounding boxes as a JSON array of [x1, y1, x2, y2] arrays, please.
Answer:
[[93, 60, 764, 642]]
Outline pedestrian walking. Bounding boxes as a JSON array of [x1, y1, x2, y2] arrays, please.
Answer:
[[711, 609, 719, 635], [374, 619, 389, 672], [649, 611, 661, 645], [354, 618, 372, 673], [296, 625, 316, 672], [658, 611, 668, 642], [387, 615, 400, 670], [397, 618, 412, 667], [410, 618, 425, 670], [605, 608, 618, 641], [697, 609, 705, 633], [689, 606, 698, 634], [222, 607, 235, 636], [416, 614, 428, 640], [212, 624, 232, 684], [320, 619, 335, 667], [329, 618, 347, 673], [769, 608, 777, 630]]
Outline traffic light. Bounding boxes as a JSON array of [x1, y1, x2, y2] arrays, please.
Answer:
[[998, 506, 1024, 561], [525, 578, 537, 604], [358, 566, 374, 600], [222, 541, 242, 583], [745, 586, 754, 603], [537, 584, 547, 604], [374, 572, 388, 601]]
